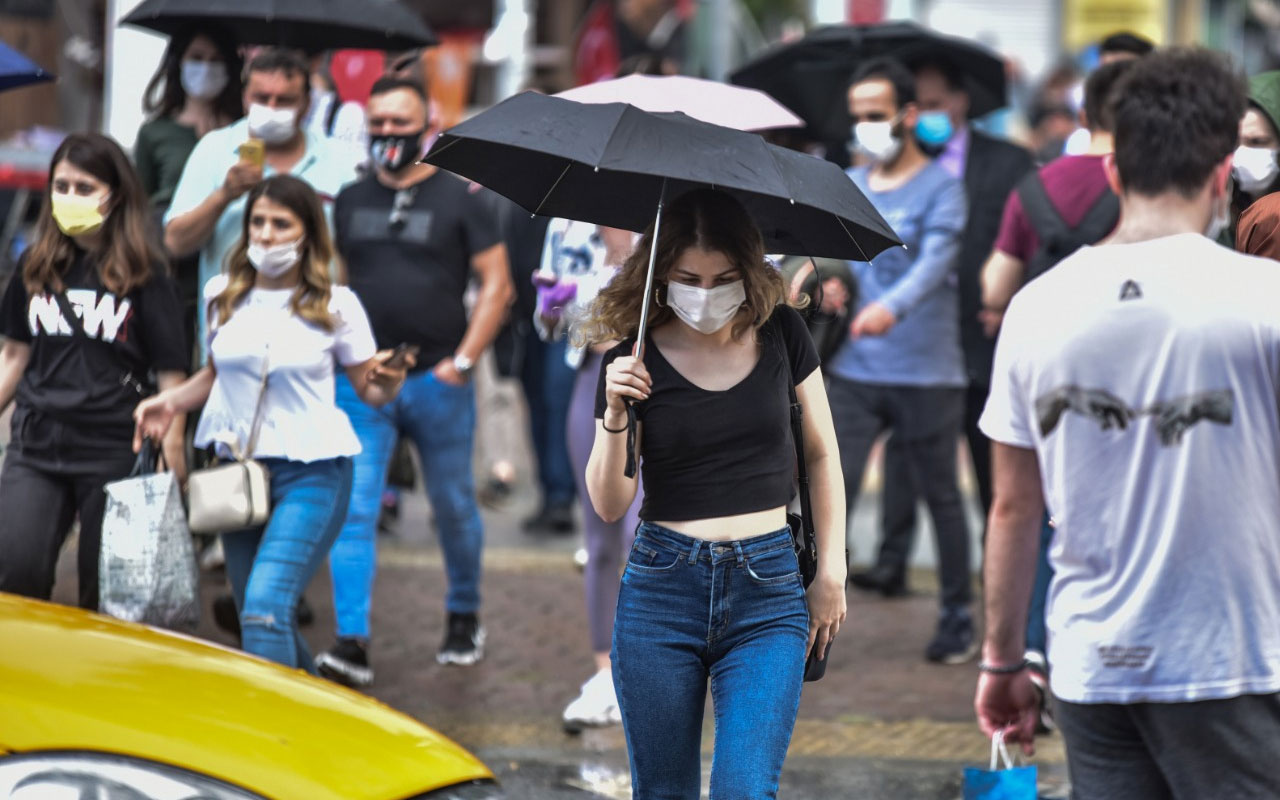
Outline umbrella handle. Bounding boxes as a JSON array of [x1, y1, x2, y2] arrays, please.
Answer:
[[623, 401, 639, 479], [622, 178, 667, 479]]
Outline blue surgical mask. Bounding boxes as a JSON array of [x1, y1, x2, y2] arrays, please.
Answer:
[[915, 111, 954, 147]]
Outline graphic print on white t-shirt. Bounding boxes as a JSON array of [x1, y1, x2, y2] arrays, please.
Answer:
[[1035, 385, 1234, 445], [980, 233, 1280, 705]]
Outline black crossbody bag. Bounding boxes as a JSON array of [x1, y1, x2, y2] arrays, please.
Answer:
[[775, 324, 833, 682]]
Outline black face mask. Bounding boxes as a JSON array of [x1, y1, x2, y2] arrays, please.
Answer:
[[370, 129, 425, 172]]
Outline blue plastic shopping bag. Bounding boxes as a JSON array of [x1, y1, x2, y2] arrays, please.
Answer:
[[963, 731, 1038, 800]]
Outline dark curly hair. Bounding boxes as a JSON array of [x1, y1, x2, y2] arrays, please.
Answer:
[[1111, 48, 1245, 198]]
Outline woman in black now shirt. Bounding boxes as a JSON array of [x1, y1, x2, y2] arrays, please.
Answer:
[[0, 133, 187, 611], [583, 189, 846, 798]]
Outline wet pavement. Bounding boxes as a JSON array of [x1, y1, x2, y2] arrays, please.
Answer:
[[47, 419, 1070, 798]]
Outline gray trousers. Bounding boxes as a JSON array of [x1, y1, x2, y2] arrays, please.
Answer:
[[1055, 692, 1280, 799], [826, 376, 972, 609]]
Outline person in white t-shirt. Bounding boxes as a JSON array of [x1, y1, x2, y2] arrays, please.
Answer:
[[975, 49, 1280, 797], [134, 174, 409, 670]]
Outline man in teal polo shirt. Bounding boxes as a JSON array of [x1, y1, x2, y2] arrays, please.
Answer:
[[165, 47, 360, 356]]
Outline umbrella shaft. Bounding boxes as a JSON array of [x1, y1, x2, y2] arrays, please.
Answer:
[[633, 186, 667, 360]]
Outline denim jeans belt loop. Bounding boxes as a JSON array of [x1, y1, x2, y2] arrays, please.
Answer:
[[686, 539, 701, 565]]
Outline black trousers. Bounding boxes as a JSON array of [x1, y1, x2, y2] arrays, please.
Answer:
[[0, 447, 134, 611], [826, 375, 972, 609], [877, 381, 993, 580]]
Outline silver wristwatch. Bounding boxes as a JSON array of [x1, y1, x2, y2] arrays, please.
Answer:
[[452, 353, 474, 377]]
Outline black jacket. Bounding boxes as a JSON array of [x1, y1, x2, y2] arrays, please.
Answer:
[[958, 130, 1034, 386]]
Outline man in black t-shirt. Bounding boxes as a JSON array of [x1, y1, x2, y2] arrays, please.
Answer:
[[316, 77, 513, 686]]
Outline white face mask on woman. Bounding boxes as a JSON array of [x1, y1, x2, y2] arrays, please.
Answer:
[[248, 239, 302, 278], [666, 279, 746, 335], [180, 60, 228, 100]]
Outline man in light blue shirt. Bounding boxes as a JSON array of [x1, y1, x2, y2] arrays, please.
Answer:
[[165, 48, 360, 356], [828, 57, 975, 665]]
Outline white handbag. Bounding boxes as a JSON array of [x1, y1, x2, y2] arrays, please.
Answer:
[[186, 352, 272, 535]]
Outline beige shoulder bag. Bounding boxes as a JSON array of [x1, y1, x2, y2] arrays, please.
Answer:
[[186, 351, 272, 535]]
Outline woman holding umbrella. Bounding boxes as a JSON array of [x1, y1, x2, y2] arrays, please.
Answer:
[[583, 188, 847, 797]]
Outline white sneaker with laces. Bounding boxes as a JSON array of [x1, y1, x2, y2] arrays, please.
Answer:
[[562, 669, 622, 733]]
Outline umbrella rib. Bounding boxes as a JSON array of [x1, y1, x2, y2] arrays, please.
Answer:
[[422, 137, 461, 164], [835, 214, 871, 263], [533, 162, 574, 217]]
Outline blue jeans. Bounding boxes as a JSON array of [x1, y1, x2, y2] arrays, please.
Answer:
[[1025, 512, 1055, 656], [222, 456, 353, 670], [613, 523, 809, 799], [329, 371, 483, 640], [519, 335, 577, 507]]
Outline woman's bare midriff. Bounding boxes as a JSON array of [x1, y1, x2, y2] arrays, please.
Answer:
[[653, 506, 788, 542]]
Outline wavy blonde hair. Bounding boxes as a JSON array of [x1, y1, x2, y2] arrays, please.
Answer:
[[211, 175, 337, 332], [576, 189, 791, 346]]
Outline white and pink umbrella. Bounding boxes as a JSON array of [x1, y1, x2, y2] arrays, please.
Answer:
[[555, 74, 804, 132]]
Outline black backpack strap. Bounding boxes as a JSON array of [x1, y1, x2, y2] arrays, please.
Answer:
[[1017, 171, 1070, 251], [1071, 189, 1120, 246], [1019, 170, 1121, 280]]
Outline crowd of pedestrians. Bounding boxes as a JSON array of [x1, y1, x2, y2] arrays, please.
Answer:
[[0, 18, 1279, 799]]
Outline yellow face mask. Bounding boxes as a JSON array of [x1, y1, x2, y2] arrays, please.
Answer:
[[51, 192, 109, 236]]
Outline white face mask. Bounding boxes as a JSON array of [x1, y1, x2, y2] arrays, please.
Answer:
[[247, 103, 299, 144], [180, 60, 228, 100], [666, 280, 746, 335], [1205, 189, 1231, 241], [1232, 145, 1279, 194], [853, 120, 903, 163], [247, 239, 302, 278]]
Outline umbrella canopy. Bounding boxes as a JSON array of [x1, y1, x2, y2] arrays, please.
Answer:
[[730, 21, 1006, 142], [0, 41, 53, 93], [555, 74, 804, 132], [424, 91, 899, 262], [122, 0, 437, 51]]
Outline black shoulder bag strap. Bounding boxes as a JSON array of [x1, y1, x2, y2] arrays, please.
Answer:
[[774, 321, 817, 582], [50, 288, 88, 340], [51, 287, 148, 397]]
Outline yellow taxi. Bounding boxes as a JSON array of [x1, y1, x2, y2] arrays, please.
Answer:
[[0, 593, 502, 799]]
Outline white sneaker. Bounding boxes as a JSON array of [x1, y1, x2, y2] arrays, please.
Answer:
[[562, 669, 622, 733]]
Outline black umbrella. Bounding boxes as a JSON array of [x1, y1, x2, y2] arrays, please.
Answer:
[[425, 90, 900, 475], [730, 21, 1007, 143], [424, 91, 898, 262], [122, 0, 437, 51]]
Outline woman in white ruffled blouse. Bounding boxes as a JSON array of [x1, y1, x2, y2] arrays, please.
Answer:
[[134, 174, 409, 669]]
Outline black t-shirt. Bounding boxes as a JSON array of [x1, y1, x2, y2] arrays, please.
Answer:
[[0, 251, 188, 450], [595, 305, 821, 522], [334, 172, 502, 369]]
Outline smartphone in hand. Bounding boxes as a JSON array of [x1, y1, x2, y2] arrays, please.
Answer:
[[384, 343, 420, 370], [238, 138, 265, 169]]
